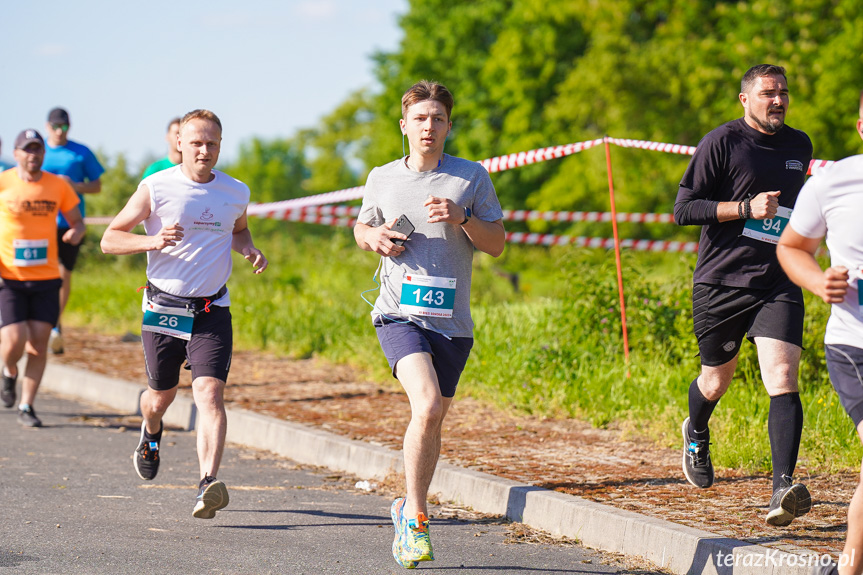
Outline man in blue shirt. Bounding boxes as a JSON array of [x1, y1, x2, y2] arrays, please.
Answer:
[[0, 137, 14, 171], [41, 107, 105, 354]]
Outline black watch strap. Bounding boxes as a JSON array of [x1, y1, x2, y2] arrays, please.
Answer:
[[460, 206, 472, 225]]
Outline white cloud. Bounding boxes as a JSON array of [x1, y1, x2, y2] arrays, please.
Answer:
[[295, 0, 337, 20], [36, 44, 69, 57]]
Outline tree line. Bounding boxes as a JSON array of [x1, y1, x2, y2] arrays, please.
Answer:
[[95, 0, 863, 231]]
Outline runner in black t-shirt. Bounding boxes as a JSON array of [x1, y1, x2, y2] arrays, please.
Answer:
[[674, 64, 813, 527]]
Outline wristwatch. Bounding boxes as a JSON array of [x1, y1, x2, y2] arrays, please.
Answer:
[[460, 206, 472, 225]]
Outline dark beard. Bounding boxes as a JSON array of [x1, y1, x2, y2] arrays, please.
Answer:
[[748, 111, 784, 134]]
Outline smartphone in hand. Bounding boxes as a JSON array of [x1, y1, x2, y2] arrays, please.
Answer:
[[391, 214, 415, 246]]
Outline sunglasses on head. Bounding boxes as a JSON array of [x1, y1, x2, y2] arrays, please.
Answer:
[[51, 124, 69, 132]]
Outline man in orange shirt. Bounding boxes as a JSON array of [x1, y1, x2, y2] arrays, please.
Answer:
[[0, 129, 84, 427]]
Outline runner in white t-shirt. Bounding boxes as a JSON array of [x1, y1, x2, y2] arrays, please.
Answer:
[[101, 110, 268, 520], [777, 92, 863, 575]]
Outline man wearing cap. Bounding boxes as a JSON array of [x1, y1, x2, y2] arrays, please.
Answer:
[[0, 130, 85, 427], [42, 107, 105, 355], [142, 117, 182, 178]]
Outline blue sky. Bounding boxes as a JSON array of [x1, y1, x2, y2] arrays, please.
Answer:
[[0, 0, 406, 169]]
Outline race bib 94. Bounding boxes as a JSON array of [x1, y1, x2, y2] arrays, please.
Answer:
[[399, 274, 457, 318], [742, 206, 792, 245]]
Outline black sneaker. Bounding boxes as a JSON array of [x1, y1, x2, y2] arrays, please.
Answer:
[[133, 421, 160, 481], [1, 375, 15, 408], [682, 417, 714, 488], [766, 475, 811, 527], [192, 476, 229, 519], [18, 405, 42, 427]]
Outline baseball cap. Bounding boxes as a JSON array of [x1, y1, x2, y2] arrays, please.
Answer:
[[14, 129, 45, 150], [48, 107, 70, 125]]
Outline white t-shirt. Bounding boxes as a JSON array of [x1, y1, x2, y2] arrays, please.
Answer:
[[141, 166, 250, 305], [787, 154, 863, 347]]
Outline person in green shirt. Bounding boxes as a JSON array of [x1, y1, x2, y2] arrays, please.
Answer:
[[142, 117, 181, 178]]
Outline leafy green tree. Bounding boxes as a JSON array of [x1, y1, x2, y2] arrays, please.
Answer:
[[224, 138, 308, 203], [87, 151, 140, 217]]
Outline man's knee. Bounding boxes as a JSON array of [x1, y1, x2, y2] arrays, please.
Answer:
[[143, 388, 177, 414], [698, 368, 734, 401], [192, 377, 226, 408]]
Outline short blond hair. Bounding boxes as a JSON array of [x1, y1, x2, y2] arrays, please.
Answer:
[[181, 109, 222, 132]]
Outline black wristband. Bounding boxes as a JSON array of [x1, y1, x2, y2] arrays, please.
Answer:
[[743, 197, 752, 219], [738, 201, 745, 220]]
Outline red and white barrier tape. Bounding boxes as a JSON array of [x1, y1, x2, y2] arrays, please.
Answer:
[[478, 138, 605, 173], [503, 209, 674, 224], [247, 211, 696, 252], [248, 204, 675, 224], [604, 137, 697, 156], [246, 136, 834, 214], [505, 233, 698, 252], [84, 216, 115, 225]]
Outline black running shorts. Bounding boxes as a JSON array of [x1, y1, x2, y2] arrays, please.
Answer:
[[825, 344, 863, 427], [692, 282, 804, 367], [141, 305, 233, 390], [0, 278, 62, 328], [56, 228, 83, 271]]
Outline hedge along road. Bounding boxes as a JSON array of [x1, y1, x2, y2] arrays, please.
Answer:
[[0, 392, 663, 574]]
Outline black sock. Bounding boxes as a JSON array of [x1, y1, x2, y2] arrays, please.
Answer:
[[769, 392, 803, 492], [143, 422, 163, 443], [688, 378, 718, 440]]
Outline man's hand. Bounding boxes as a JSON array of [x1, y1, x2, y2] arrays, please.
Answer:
[[424, 196, 463, 224], [153, 224, 184, 250], [242, 246, 268, 274], [61, 227, 85, 246], [750, 190, 781, 219], [819, 266, 850, 304], [362, 219, 407, 257]]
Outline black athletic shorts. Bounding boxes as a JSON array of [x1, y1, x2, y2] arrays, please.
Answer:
[[57, 228, 83, 271], [0, 278, 62, 328], [374, 317, 473, 398], [141, 305, 233, 391], [825, 344, 863, 427], [692, 282, 804, 367]]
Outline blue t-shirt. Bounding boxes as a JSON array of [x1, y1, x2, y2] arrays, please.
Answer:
[[43, 140, 105, 225]]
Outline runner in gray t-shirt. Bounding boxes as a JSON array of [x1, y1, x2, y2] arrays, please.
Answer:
[[354, 81, 504, 569]]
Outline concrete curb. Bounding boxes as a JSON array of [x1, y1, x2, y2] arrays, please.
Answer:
[[39, 361, 822, 575]]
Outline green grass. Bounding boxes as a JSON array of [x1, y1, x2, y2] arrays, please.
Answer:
[[69, 220, 860, 472]]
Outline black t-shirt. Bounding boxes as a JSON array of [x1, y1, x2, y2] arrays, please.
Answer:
[[674, 118, 813, 289]]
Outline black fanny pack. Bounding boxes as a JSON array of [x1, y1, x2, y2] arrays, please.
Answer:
[[145, 281, 227, 316]]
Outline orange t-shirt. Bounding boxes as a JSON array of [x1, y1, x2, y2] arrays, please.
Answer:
[[0, 169, 79, 281]]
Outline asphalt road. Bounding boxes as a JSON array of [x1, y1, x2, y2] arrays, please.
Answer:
[[0, 392, 660, 574]]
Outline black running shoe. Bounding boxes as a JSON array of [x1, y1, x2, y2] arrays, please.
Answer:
[[18, 405, 42, 427], [766, 475, 811, 527], [1, 375, 15, 408], [682, 417, 714, 488], [192, 476, 229, 519], [133, 421, 160, 481]]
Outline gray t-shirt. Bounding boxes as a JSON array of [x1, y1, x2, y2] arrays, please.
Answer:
[[358, 154, 504, 338]]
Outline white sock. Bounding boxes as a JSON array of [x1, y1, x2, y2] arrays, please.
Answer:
[[19, 403, 30, 411], [2, 367, 14, 379]]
